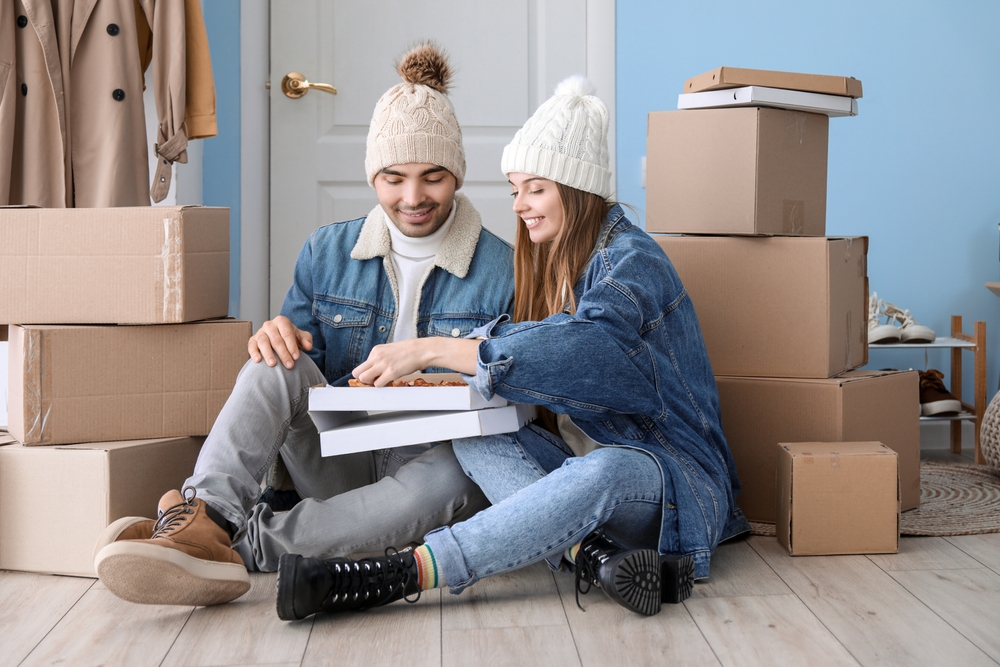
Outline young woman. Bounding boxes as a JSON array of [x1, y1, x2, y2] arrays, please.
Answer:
[[276, 77, 749, 620]]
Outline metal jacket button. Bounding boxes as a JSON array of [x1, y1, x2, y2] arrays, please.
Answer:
[[107, 23, 120, 36], [332, 314, 343, 323], [379, 325, 386, 332], [451, 328, 461, 337], [17, 15, 27, 28], [112, 88, 125, 101], [21, 83, 27, 96]]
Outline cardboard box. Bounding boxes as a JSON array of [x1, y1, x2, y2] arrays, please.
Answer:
[[0, 206, 229, 324], [716, 370, 920, 523], [646, 108, 829, 235], [313, 404, 536, 457], [654, 235, 868, 378], [777, 442, 899, 556], [7, 320, 251, 445], [0, 436, 203, 576], [683, 67, 863, 98], [309, 373, 507, 412], [678, 86, 858, 118]]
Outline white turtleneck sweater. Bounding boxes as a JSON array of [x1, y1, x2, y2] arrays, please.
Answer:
[[384, 203, 457, 342]]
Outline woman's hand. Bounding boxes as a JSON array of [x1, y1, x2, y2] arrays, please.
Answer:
[[352, 337, 481, 386]]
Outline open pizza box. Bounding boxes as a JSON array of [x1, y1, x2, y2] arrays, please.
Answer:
[[308, 372, 534, 456]]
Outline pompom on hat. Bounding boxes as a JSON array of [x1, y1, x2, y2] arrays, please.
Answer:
[[366, 42, 466, 189], [500, 75, 612, 199]]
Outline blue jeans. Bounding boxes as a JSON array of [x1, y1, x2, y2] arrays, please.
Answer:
[[423, 424, 668, 593]]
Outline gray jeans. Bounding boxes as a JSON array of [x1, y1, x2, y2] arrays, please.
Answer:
[[184, 356, 490, 572]]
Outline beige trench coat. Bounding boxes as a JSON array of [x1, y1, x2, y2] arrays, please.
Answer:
[[0, 0, 216, 207]]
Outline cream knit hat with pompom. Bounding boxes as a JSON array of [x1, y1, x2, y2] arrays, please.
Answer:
[[365, 42, 466, 189], [500, 76, 611, 199]]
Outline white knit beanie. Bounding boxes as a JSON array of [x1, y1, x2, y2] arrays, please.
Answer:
[[365, 43, 466, 189], [500, 76, 611, 199]]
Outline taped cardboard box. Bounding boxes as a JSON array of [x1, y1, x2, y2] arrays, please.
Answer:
[[646, 108, 828, 236], [0, 436, 203, 576], [7, 319, 251, 445], [0, 206, 229, 324], [716, 370, 920, 523], [777, 442, 899, 556], [683, 67, 863, 98], [654, 235, 867, 378]]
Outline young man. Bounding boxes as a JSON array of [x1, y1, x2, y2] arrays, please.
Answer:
[[93, 43, 514, 607]]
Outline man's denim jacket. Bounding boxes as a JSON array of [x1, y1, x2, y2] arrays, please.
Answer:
[[280, 193, 515, 383], [466, 205, 749, 579]]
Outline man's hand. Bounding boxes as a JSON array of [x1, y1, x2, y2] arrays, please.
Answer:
[[249, 316, 313, 368]]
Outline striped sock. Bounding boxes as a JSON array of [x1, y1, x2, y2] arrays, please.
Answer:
[[413, 544, 443, 590], [565, 542, 581, 564]]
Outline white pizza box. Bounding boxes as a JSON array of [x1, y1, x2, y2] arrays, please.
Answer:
[[313, 404, 536, 457], [678, 86, 858, 117], [308, 372, 507, 412]]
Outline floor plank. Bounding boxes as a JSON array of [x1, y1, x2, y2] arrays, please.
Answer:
[[945, 533, 1000, 574], [686, 594, 859, 667], [301, 587, 441, 667], [889, 568, 1000, 663], [867, 536, 983, 572], [690, 538, 791, 599], [750, 536, 997, 667], [161, 573, 311, 667], [19, 580, 194, 667], [441, 561, 567, 629], [0, 572, 94, 667], [554, 573, 721, 667], [443, 626, 581, 667]]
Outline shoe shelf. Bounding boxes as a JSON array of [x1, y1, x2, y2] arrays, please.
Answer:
[[870, 315, 986, 464]]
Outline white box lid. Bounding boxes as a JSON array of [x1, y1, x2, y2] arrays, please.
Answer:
[[309, 372, 506, 412], [316, 404, 536, 457], [678, 85, 858, 117]]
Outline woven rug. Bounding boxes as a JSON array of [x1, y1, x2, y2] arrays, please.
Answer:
[[748, 461, 1000, 538]]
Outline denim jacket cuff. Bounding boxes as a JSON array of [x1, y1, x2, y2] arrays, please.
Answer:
[[462, 345, 513, 400]]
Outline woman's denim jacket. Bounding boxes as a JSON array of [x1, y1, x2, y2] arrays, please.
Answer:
[[466, 205, 749, 578], [280, 193, 515, 383]]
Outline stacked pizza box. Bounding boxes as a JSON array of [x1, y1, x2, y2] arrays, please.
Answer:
[[307, 373, 535, 458], [0, 205, 251, 576], [645, 68, 920, 535]]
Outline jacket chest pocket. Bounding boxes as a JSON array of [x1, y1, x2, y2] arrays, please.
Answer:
[[314, 299, 375, 370]]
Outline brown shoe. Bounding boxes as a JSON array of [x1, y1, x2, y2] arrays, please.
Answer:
[[919, 369, 962, 416], [95, 487, 250, 606]]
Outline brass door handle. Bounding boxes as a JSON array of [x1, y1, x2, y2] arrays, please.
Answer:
[[281, 72, 338, 98]]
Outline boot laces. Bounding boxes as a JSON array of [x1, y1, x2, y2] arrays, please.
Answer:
[[573, 538, 610, 612], [322, 547, 421, 608], [920, 369, 949, 392], [151, 486, 198, 539]]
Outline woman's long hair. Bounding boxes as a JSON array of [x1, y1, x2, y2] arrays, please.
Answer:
[[513, 182, 610, 323], [512, 181, 611, 432]]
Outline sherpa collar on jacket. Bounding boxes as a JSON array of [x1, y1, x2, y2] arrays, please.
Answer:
[[350, 192, 482, 279]]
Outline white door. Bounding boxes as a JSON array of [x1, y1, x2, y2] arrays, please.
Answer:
[[268, 0, 615, 316]]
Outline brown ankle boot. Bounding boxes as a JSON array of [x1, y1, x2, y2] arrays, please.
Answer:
[[95, 487, 250, 606]]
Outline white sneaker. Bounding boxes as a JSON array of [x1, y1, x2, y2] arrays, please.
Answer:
[[868, 292, 901, 344], [883, 302, 936, 343]]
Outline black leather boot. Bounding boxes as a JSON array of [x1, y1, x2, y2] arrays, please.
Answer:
[[276, 548, 421, 621], [574, 533, 694, 616]]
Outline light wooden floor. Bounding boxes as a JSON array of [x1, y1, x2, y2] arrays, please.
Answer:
[[4, 448, 999, 667]]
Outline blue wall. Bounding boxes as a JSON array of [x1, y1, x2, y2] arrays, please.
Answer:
[[617, 0, 1000, 403], [202, 1, 241, 316]]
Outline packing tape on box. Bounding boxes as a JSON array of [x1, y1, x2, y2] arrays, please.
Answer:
[[161, 217, 182, 322], [23, 328, 51, 443]]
